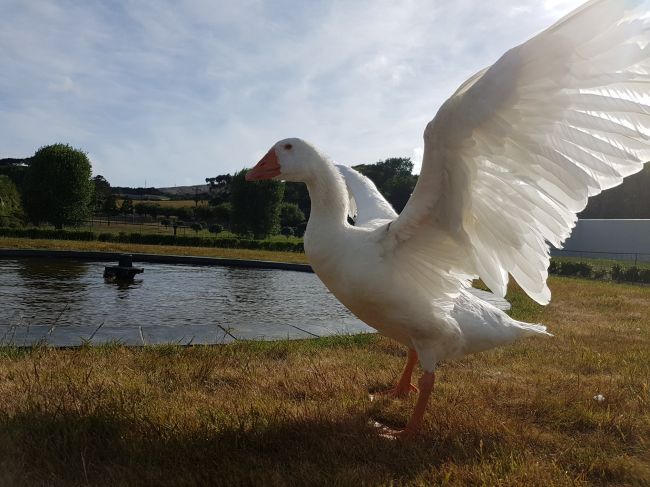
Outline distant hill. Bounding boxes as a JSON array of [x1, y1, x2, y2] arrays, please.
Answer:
[[157, 184, 210, 196], [111, 184, 211, 200]]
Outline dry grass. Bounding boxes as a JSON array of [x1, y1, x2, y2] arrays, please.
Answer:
[[0, 278, 648, 485], [0, 236, 308, 264]]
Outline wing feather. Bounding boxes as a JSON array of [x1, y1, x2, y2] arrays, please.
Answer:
[[387, 0, 650, 304], [335, 164, 398, 228]]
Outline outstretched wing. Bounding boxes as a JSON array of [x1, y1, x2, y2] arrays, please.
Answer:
[[336, 164, 398, 228], [387, 0, 650, 304]]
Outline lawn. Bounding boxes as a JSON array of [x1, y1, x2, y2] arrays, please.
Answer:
[[115, 198, 209, 208], [0, 276, 648, 486], [0, 236, 308, 263]]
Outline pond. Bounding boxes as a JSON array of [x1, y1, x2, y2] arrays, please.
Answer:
[[0, 258, 372, 346]]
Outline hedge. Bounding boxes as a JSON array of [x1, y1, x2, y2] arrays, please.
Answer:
[[549, 260, 650, 284], [0, 227, 304, 252]]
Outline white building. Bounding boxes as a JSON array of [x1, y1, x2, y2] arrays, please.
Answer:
[[553, 219, 650, 263]]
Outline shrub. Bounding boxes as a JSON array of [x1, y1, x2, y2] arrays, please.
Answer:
[[208, 224, 223, 235], [639, 269, 650, 283], [623, 266, 640, 282], [593, 268, 607, 280], [281, 226, 294, 238], [557, 261, 592, 278]]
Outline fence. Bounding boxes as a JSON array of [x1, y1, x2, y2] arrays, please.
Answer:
[[551, 249, 650, 265]]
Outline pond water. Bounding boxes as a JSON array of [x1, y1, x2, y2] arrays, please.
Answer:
[[0, 258, 371, 346]]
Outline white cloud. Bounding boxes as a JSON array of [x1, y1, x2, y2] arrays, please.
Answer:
[[0, 0, 588, 185]]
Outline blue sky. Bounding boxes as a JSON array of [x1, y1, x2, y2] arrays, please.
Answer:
[[0, 0, 584, 187]]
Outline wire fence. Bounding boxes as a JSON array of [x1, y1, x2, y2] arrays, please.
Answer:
[[551, 249, 650, 265]]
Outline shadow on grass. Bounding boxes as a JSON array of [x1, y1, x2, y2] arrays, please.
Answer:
[[0, 408, 513, 486]]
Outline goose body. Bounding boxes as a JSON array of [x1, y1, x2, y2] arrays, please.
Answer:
[[246, 0, 650, 436]]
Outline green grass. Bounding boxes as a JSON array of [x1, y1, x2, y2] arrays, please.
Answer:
[[0, 236, 309, 263], [0, 277, 648, 486], [26, 220, 306, 243]]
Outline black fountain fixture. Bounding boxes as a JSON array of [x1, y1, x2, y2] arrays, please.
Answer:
[[104, 254, 144, 282]]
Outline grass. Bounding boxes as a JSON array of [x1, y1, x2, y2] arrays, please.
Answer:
[[115, 199, 209, 208], [0, 236, 308, 264], [0, 277, 648, 486]]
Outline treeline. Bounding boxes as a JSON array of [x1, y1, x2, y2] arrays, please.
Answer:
[[2, 145, 649, 239], [115, 157, 420, 239]]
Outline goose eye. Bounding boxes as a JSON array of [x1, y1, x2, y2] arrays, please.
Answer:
[[284, 143, 293, 150]]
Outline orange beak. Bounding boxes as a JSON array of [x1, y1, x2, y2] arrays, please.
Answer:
[[246, 148, 281, 181]]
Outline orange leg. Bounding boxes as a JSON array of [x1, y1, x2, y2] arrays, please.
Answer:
[[393, 349, 420, 397], [372, 349, 419, 400], [376, 371, 436, 440]]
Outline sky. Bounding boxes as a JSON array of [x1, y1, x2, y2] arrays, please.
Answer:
[[0, 0, 586, 187]]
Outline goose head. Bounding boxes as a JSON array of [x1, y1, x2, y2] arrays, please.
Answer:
[[246, 138, 323, 183]]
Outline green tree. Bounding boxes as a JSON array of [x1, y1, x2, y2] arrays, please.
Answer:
[[353, 157, 418, 213], [206, 174, 233, 206], [22, 144, 94, 228], [120, 197, 134, 215], [280, 202, 305, 228], [190, 222, 204, 234], [92, 175, 112, 213], [102, 194, 118, 216], [231, 169, 284, 238], [283, 182, 310, 220], [0, 175, 23, 226]]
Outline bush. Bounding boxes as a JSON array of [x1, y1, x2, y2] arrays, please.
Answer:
[[22, 143, 93, 228], [623, 266, 640, 282], [208, 224, 223, 235], [281, 226, 294, 238], [639, 269, 650, 283], [593, 268, 607, 280], [557, 261, 592, 278]]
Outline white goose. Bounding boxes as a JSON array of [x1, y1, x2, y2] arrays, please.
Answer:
[[246, 0, 650, 437]]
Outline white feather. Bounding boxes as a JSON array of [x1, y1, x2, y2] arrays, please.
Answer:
[[389, 0, 650, 304]]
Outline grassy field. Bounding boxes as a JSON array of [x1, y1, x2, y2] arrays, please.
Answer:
[[60, 220, 306, 243], [0, 236, 308, 263], [0, 275, 648, 485], [115, 199, 209, 208]]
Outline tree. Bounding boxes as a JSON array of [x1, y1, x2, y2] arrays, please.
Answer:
[[208, 223, 223, 235], [283, 182, 311, 220], [206, 174, 233, 206], [353, 157, 418, 213], [230, 169, 284, 238], [92, 175, 112, 213], [22, 144, 94, 228], [280, 202, 305, 228], [120, 197, 134, 215], [0, 175, 23, 226], [190, 222, 204, 234], [281, 226, 294, 238]]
